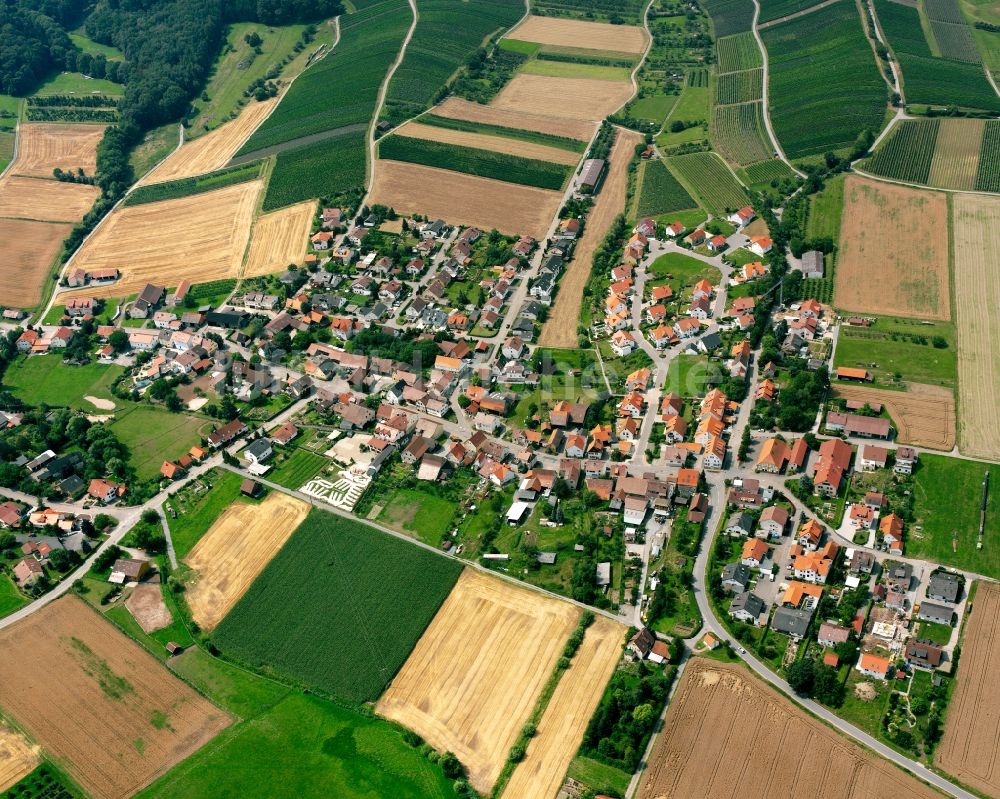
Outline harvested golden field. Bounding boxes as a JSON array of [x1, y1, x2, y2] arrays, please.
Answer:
[[540, 128, 643, 347], [952, 193, 1000, 460], [0, 597, 230, 799], [506, 15, 647, 54], [138, 99, 276, 185], [492, 74, 635, 121], [637, 659, 943, 799], [833, 383, 955, 450], [835, 176, 950, 321], [184, 491, 309, 630], [433, 97, 595, 140], [11, 123, 105, 177], [369, 160, 561, 240], [938, 581, 1000, 795], [0, 219, 72, 308], [64, 180, 262, 300], [927, 119, 983, 191], [243, 200, 314, 278], [0, 175, 100, 223], [394, 121, 581, 165], [376, 569, 580, 794], [0, 722, 39, 793], [501, 616, 623, 799]]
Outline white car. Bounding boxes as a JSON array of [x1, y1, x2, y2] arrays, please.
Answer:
[[738, 647, 747, 655]]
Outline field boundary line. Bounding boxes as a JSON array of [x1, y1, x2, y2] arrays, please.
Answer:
[[757, 0, 843, 28], [749, 0, 805, 177], [853, 165, 1000, 196], [0, 103, 21, 182]]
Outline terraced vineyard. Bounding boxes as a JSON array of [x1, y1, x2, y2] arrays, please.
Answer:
[[762, 1, 887, 158], [715, 69, 762, 104], [668, 152, 746, 213], [740, 158, 794, 186], [635, 159, 699, 217], [712, 102, 773, 166], [873, 0, 1000, 111], [716, 32, 762, 72], [863, 119, 940, 184], [263, 131, 367, 211]]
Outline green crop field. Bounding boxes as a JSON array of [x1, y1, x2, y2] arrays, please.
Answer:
[[530, 0, 646, 23], [757, 0, 824, 23], [124, 161, 263, 206], [701, 0, 755, 36], [712, 101, 773, 166], [521, 59, 632, 81], [911, 454, 1000, 578], [762, 1, 887, 158], [715, 69, 762, 103], [874, 0, 1000, 110], [262, 130, 367, 211], [379, 135, 572, 189], [716, 32, 762, 72], [635, 159, 699, 218], [931, 20, 982, 62], [190, 21, 336, 138], [976, 119, 1000, 191], [740, 158, 794, 187], [382, 0, 523, 124], [238, 0, 411, 154], [419, 113, 587, 151], [863, 119, 940, 183], [212, 510, 462, 705], [668, 152, 747, 213]]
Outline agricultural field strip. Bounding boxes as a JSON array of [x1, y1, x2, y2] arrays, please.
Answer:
[[832, 383, 955, 450], [0, 219, 73, 309], [9, 123, 105, 177], [503, 15, 648, 54], [432, 96, 597, 140], [491, 74, 636, 122], [392, 121, 582, 165], [242, 200, 315, 278], [0, 175, 100, 223]]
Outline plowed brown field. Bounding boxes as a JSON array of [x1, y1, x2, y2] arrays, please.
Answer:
[[493, 74, 635, 121], [952, 194, 1000, 460], [0, 722, 39, 792], [369, 161, 561, 239], [12, 123, 105, 177], [0, 175, 100, 222], [0, 219, 72, 307], [506, 15, 648, 53], [138, 99, 277, 185], [938, 581, 1000, 795], [242, 200, 315, 278], [376, 569, 580, 794], [540, 128, 643, 347], [637, 659, 943, 799], [835, 176, 949, 321], [394, 121, 581, 165], [833, 383, 955, 450], [184, 491, 309, 630], [63, 180, 262, 300], [501, 616, 623, 799], [0, 597, 230, 799], [433, 97, 595, 140]]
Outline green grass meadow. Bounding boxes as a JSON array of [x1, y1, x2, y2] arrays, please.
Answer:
[[4, 356, 123, 408], [164, 469, 249, 560], [0, 574, 28, 618]]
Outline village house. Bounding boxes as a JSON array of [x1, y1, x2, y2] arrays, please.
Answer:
[[729, 591, 767, 625], [856, 652, 891, 680]]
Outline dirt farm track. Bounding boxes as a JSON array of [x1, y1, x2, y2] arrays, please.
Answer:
[[832, 383, 955, 451], [377, 569, 580, 794], [0, 597, 230, 799], [540, 128, 644, 348], [637, 659, 942, 799], [184, 491, 309, 630]]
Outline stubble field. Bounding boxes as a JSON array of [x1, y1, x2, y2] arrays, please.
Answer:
[[637, 659, 942, 798], [0, 597, 230, 799], [0, 722, 39, 792], [506, 15, 647, 52], [138, 99, 277, 185], [64, 180, 262, 299], [952, 193, 1000, 460], [393, 121, 582, 165], [0, 219, 72, 307], [938, 581, 1000, 795], [243, 200, 315, 278], [376, 569, 580, 794], [492, 74, 635, 121], [433, 97, 596, 140], [540, 128, 644, 347], [832, 383, 956, 450], [184, 491, 309, 630], [12, 123, 105, 177], [0, 175, 100, 222], [500, 615, 623, 799], [835, 176, 950, 321], [368, 160, 562, 239]]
